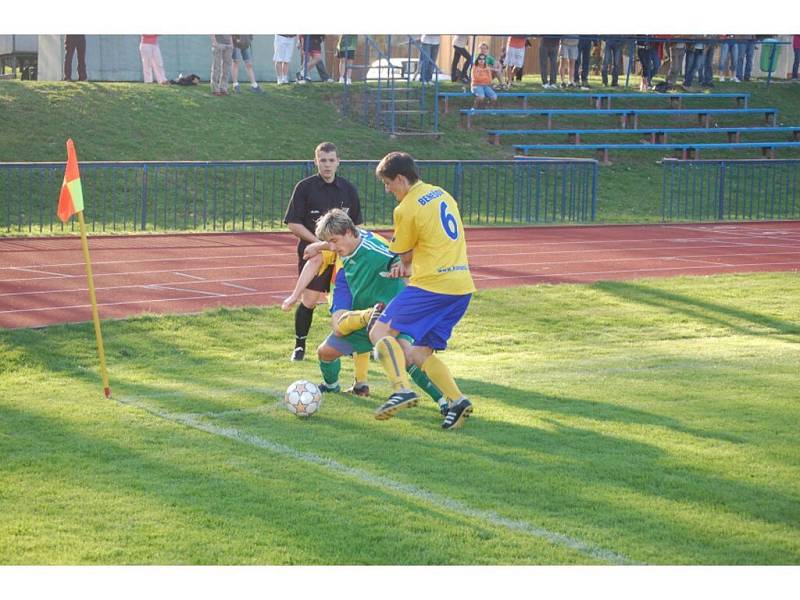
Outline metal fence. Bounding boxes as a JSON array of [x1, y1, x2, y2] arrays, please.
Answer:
[[0, 159, 598, 234], [661, 158, 800, 221]]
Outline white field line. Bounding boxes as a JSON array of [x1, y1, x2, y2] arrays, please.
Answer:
[[144, 284, 225, 297], [667, 225, 800, 243], [221, 282, 259, 292], [10, 266, 71, 277], [4, 241, 797, 284], [117, 393, 638, 565], [4, 248, 799, 296], [0, 288, 293, 315], [0, 251, 297, 272], [0, 262, 297, 283], [173, 272, 208, 281]]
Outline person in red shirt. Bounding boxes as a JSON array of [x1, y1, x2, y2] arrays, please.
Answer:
[[505, 36, 527, 88], [792, 35, 800, 80], [139, 35, 168, 84]]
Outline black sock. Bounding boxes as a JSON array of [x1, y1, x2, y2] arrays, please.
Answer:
[[294, 304, 314, 348]]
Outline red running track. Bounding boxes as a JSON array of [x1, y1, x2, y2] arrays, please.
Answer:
[[1, 222, 799, 329]]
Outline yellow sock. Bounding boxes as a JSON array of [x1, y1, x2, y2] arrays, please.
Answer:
[[353, 351, 370, 384], [375, 336, 410, 391], [421, 354, 462, 401], [336, 308, 372, 335]]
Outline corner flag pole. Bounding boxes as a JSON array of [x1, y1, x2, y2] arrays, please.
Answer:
[[77, 210, 111, 398], [58, 138, 111, 399]]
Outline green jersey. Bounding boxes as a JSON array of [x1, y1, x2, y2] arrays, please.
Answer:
[[338, 230, 403, 310], [337, 35, 357, 52]]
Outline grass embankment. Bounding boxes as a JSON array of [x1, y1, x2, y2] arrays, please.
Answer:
[[2, 77, 799, 223], [1, 272, 799, 564]]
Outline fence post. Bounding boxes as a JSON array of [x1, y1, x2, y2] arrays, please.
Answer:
[[140, 163, 148, 231], [717, 162, 726, 220]]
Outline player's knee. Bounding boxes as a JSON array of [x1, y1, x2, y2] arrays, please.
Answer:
[[369, 320, 389, 345], [317, 344, 340, 362]]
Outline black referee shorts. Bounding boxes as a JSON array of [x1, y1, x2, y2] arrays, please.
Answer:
[[298, 256, 334, 293]]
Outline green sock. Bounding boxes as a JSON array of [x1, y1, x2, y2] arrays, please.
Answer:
[[319, 358, 341, 385], [408, 364, 444, 404]]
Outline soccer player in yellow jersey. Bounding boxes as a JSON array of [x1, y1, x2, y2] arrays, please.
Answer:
[[369, 152, 476, 430]]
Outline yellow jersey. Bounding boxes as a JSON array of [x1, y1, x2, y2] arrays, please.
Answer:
[[389, 181, 476, 295]]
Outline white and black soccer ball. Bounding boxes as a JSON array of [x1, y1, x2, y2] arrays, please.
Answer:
[[284, 380, 322, 418]]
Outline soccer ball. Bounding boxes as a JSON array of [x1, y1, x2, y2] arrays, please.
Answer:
[[284, 380, 322, 418]]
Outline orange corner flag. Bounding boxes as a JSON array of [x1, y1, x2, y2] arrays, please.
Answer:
[[57, 138, 85, 223]]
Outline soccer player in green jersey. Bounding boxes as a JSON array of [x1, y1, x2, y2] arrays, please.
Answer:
[[282, 209, 448, 414]]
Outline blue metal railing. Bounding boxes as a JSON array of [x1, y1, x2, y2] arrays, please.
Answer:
[[661, 158, 800, 221], [0, 159, 598, 234], [341, 35, 443, 135]]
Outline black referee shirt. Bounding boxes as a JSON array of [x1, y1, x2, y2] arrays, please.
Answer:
[[284, 174, 363, 256]]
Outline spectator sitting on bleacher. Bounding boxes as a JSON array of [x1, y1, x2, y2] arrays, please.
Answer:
[[471, 54, 497, 108], [476, 42, 506, 89]]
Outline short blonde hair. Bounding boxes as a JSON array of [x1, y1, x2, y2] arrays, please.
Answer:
[[314, 208, 359, 241]]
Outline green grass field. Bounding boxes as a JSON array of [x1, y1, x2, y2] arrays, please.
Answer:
[[2, 77, 799, 224], [2, 271, 799, 565]]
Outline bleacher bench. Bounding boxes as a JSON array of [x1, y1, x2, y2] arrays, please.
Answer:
[[460, 107, 779, 130], [512, 141, 800, 164], [487, 126, 800, 145], [438, 91, 751, 113]]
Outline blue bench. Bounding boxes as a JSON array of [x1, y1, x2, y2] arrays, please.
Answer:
[[460, 107, 779, 129], [438, 91, 751, 112], [486, 126, 800, 145], [512, 141, 800, 164]]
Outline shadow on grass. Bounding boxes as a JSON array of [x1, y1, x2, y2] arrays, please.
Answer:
[[593, 280, 800, 341], [1, 401, 552, 565]]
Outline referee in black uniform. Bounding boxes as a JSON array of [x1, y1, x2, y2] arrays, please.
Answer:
[[283, 142, 363, 361]]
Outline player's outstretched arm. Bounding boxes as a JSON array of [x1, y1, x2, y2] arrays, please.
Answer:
[[281, 253, 324, 311]]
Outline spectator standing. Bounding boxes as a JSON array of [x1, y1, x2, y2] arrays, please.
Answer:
[[793, 35, 800, 80], [718, 35, 739, 82], [470, 54, 497, 108], [419, 35, 441, 83], [297, 35, 332, 83], [575, 35, 596, 89], [665, 36, 686, 88], [273, 34, 296, 84], [683, 39, 705, 89], [558, 36, 579, 87], [700, 38, 717, 87], [601, 35, 624, 86], [539, 35, 560, 88], [63, 34, 87, 81], [283, 142, 363, 362], [635, 37, 657, 91], [451, 35, 472, 83], [737, 35, 756, 81], [210, 35, 234, 96], [505, 35, 528, 88], [336, 35, 357, 84], [230, 35, 263, 93], [139, 35, 167, 84]]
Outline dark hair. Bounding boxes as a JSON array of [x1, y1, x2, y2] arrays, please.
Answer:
[[315, 142, 338, 156], [375, 152, 420, 184], [476, 54, 487, 61]]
